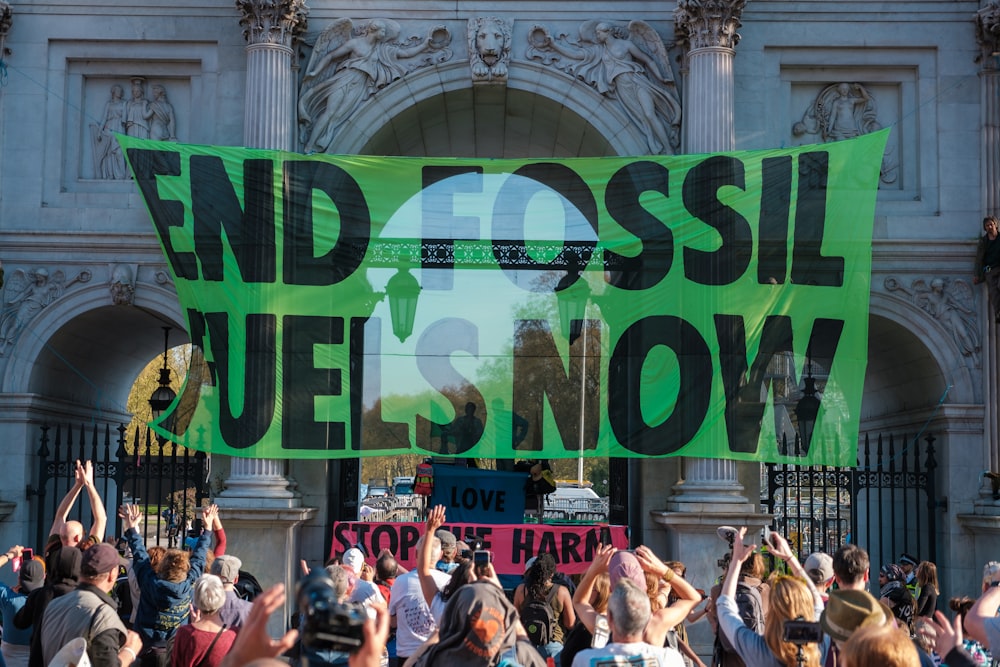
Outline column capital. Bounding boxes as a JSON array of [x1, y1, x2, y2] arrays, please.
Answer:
[[0, 1, 13, 50], [236, 0, 307, 48], [674, 0, 747, 51], [978, 3, 1000, 71]]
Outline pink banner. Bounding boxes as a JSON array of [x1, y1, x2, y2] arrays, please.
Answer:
[[330, 521, 629, 575]]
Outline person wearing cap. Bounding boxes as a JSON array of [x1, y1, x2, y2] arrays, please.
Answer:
[[121, 503, 217, 665], [209, 554, 252, 631], [819, 588, 892, 667], [434, 529, 458, 574], [804, 553, 835, 602], [898, 553, 919, 593], [0, 545, 44, 667], [340, 547, 385, 607], [15, 539, 82, 667], [39, 543, 143, 667], [571, 578, 683, 667], [572, 544, 702, 650]]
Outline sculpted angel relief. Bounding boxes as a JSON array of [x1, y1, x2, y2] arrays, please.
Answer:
[[527, 20, 682, 155], [298, 18, 452, 153]]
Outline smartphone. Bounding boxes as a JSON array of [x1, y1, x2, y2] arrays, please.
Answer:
[[762, 526, 772, 548], [473, 550, 493, 567], [22, 548, 33, 561], [783, 620, 823, 645]]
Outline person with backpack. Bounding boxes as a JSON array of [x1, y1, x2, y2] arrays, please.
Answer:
[[513, 553, 576, 661], [716, 527, 829, 667], [707, 550, 769, 667]]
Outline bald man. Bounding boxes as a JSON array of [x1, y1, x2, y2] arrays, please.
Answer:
[[47, 460, 107, 560]]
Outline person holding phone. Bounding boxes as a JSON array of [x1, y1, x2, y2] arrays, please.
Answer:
[[0, 545, 44, 667], [717, 527, 830, 667]]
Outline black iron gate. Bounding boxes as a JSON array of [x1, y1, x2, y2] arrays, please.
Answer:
[[28, 422, 207, 551], [763, 432, 938, 567]]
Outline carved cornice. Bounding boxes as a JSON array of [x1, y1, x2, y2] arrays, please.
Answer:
[[977, 2, 1000, 70], [0, 1, 12, 57], [236, 0, 308, 47], [674, 0, 747, 51]]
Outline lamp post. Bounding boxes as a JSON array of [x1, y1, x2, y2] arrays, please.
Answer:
[[795, 353, 820, 456], [148, 326, 177, 446], [384, 265, 421, 343], [555, 257, 592, 484]]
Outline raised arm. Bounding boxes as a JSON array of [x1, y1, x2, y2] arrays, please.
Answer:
[[572, 543, 615, 632], [967, 582, 1000, 645], [48, 461, 85, 537], [80, 460, 107, 541], [767, 531, 823, 609], [417, 505, 445, 607], [635, 545, 701, 630]]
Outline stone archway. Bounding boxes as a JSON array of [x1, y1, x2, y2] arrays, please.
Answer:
[[329, 61, 652, 158]]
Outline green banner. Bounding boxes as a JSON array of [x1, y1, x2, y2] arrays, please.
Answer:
[[120, 130, 888, 464]]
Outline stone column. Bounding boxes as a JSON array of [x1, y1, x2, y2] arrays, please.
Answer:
[[978, 3, 1000, 473], [223, 0, 308, 504], [220, 0, 313, 636], [669, 0, 752, 508], [651, 3, 765, 661]]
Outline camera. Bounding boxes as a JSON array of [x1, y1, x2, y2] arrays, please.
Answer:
[[783, 620, 823, 645], [297, 570, 372, 653]]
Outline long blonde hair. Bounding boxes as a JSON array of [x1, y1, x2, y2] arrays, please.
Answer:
[[763, 576, 821, 667]]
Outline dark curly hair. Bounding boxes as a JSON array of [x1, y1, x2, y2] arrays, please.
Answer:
[[525, 553, 557, 601], [441, 560, 476, 601]]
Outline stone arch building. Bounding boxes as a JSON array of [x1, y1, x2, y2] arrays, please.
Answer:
[[0, 0, 998, 645]]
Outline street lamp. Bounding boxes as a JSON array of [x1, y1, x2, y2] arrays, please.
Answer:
[[148, 326, 177, 443], [384, 265, 421, 343], [554, 255, 591, 346], [795, 352, 820, 456]]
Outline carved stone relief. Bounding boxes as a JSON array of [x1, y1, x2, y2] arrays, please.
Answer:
[[0, 267, 92, 355], [526, 20, 681, 154], [0, 1, 12, 58], [298, 18, 453, 153], [469, 17, 511, 84], [109, 264, 137, 306], [793, 82, 897, 186], [673, 0, 747, 51], [978, 2, 1000, 69], [237, 0, 307, 47], [90, 78, 179, 179], [884, 276, 980, 365]]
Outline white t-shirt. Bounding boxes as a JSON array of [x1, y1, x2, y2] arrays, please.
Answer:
[[388, 569, 451, 656], [349, 578, 386, 607], [572, 641, 685, 667]]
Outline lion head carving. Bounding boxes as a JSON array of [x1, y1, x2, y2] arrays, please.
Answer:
[[468, 17, 512, 83]]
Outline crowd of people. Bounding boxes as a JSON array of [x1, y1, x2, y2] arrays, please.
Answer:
[[1, 460, 999, 667]]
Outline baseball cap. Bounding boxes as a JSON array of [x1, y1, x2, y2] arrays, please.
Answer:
[[342, 547, 365, 575], [210, 554, 242, 585], [609, 550, 645, 589], [804, 552, 834, 585], [19, 559, 44, 592], [81, 543, 128, 576], [435, 529, 457, 552]]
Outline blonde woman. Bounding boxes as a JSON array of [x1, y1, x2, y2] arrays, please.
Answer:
[[717, 528, 830, 667]]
